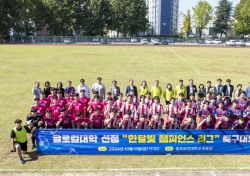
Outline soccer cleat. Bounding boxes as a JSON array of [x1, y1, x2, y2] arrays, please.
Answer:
[[19, 157, 25, 164]]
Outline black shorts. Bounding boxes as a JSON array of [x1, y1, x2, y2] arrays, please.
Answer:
[[14, 141, 28, 151]]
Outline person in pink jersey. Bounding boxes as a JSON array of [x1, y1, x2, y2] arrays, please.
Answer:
[[49, 97, 61, 120], [72, 112, 90, 129], [180, 114, 197, 129], [89, 91, 103, 105], [64, 91, 74, 114], [103, 92, 114, 106], [150, 96, 164, 119], [120, 95, 137, 121], [148, 112, 164, 129], [184, 99, 196, 120], [88, 95, 104, 115], [119, 110, 134, 129], [103, 97, 117, 116], [68, 93, 85, 119], [165, 113, 180, 129], [39, 91, 51, 110], [32, 97, 46, 116], [137, 95, 150, 120], [104, 108, 120, 129], [48, 87, 57, 101], [39, 110, 57, 129], [165, 97, 178, 120], [56, 90, 67, 108], [57, 107, 74, 129], [136, 114, 149, 129], [79, 89, 90, 109], [90, 108, 104, 129]]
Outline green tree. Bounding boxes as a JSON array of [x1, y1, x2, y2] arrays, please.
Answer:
[[181, 10, 192, 38], [233, 0, 250, 38], [213, 0, 232, 39], [192, 0, 213, 38]]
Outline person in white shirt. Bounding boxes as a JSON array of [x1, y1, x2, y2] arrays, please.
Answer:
[[92, 77, 106, 100], [77, 79, 90, 98]]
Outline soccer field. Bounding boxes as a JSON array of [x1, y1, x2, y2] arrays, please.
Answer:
[[0, 45, 250, 173]]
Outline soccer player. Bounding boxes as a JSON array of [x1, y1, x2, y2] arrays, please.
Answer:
[[203, 92, 212, 103], [215, 113, 233, 129], [48, 87, 57, 101], [126, 89, 138, 105], [223, 96, 232, 110], [163, 83, 175, 105], [73, 112, 89, 129], [150, 96, 164, 119], [232, 117, 246, 129], [103, 92, 114, 106], [180, 115, 197, 129], [243, 104, 250, 121], [151, 80, 162, 99], [145, 92, 153, 107], [197, 114, 215, 129], [115, 93, 124, 120], [39, 91, 51, 110], [103, 97, 117, 116], [184, 99, 196, 120], [64, 91, 74, 114], [228, 100, 242, 121], [57, 107, 74, 129], [88, 95, 104, 115], [26, 108, 43, 150], [65, 81, 75, 98], [49, 97, 61, 120], [175, 93, 185, 122], [90, 108, 104, 129], [10, 119, 36, 164], [68, 93, 85, 118], [136, 114, 149, 129], [208, 97, 218, 116], [32, 97, 45, 116], [92, 77, 106, 100], [39, 110, 57, 129], [104, 108, 119, 129], [186, 79, 197, 99], [57, 90, 67, 108], [165, 113, 180, 129], [190, 93, 199, 115], [119, 110, 134, 129], [137, 95, 150, 120], [175, 79, 187, 99], [120, 95, 137, 120], [77, 79, 90, 98], [139, 80, 150, 96], [79, 89, 90, 113], [165, 97, 177, 120], [198, 100, 210, 121], [237, 91, 248, 113], [215, 101, 228, 121], [148, 112, 164, 129]]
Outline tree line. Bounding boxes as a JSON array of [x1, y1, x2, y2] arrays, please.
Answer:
[[182, 0, 250, 39], [0, 0, 149, 38]]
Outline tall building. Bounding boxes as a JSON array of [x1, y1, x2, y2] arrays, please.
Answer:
[[146, 0, 179, 36]]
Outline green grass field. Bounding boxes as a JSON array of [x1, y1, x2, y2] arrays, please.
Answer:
[[0, 45, 250, 173]]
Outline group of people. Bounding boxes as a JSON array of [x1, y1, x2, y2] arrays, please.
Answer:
[[11, 77, 250, 163]]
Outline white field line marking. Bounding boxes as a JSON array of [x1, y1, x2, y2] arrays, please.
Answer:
[[167, 47, 201, 75], [1, 167, 250, 172]]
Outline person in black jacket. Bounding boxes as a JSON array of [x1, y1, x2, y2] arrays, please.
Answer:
[[125, 79, 138, 97], [186, 79, 197, 99], [223, 79, 234, 98], [43, 81, 51, 97]]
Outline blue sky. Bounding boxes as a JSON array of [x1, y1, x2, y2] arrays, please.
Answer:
[[179, 0, 240, 13]]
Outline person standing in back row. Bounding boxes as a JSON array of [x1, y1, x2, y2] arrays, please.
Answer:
[[77, 79, 90, 98], [126, 79, 138, 97], [223, 79, 234, 98], [92, 77, 106, 100], [186, 79, 197, 99], [214, 79, 223, 98], [151, 80, 162, 99]]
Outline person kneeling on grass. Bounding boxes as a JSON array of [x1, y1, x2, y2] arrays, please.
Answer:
[[10, 119, 36, 164]]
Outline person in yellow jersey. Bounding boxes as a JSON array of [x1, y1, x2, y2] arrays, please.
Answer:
[[163, 83, 175, 105], [139, 80, 150, 96], [10, 119, 36, 164], [175, 79, 187, 99], [151, 80, 162, 99]]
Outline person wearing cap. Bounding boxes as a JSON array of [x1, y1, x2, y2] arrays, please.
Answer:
[[92, 77, 106, 100], [234, 84, 243, 99], [215, 113, 233, 129], [56, 82, 65, 97], [175, 79, 187, 99], [68, 93, 85, 118], [32, 82, 42, 101], [148, 112, 164, 129], [26, 108, 43, 150], [49, 97, 61, 120], [57, 107, 74, 129], [232, 116, 246, 129], [223, 79, 234, 98], [77, 79, 90, 98], [39, 110, 57, 129], [163, 83, 175, 105], [150, 80, 162, 99], [136, 114, 149, 129], [186, 79, 197, 99], [150, 96, 164, 119], [125, 79, 138, 97], [213, 78, 224, 98], [104, 108, 119, 129], [215, 101, 228, 121], [64, 81, 75, 98], [181, 114, 197, 129], [139, 80, 150, 96], [39, 91, 51, 110], [197, 114, 215, 129], [90, 107, 104, 129], [43, 81, 51, 98], [165, 113, 180, 129], [31, 98, 46, 116], [110, 80, 120, 101], [119, 110, 134, 129], [10, 119, 36, 164], [57, 90, 67, 108]]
